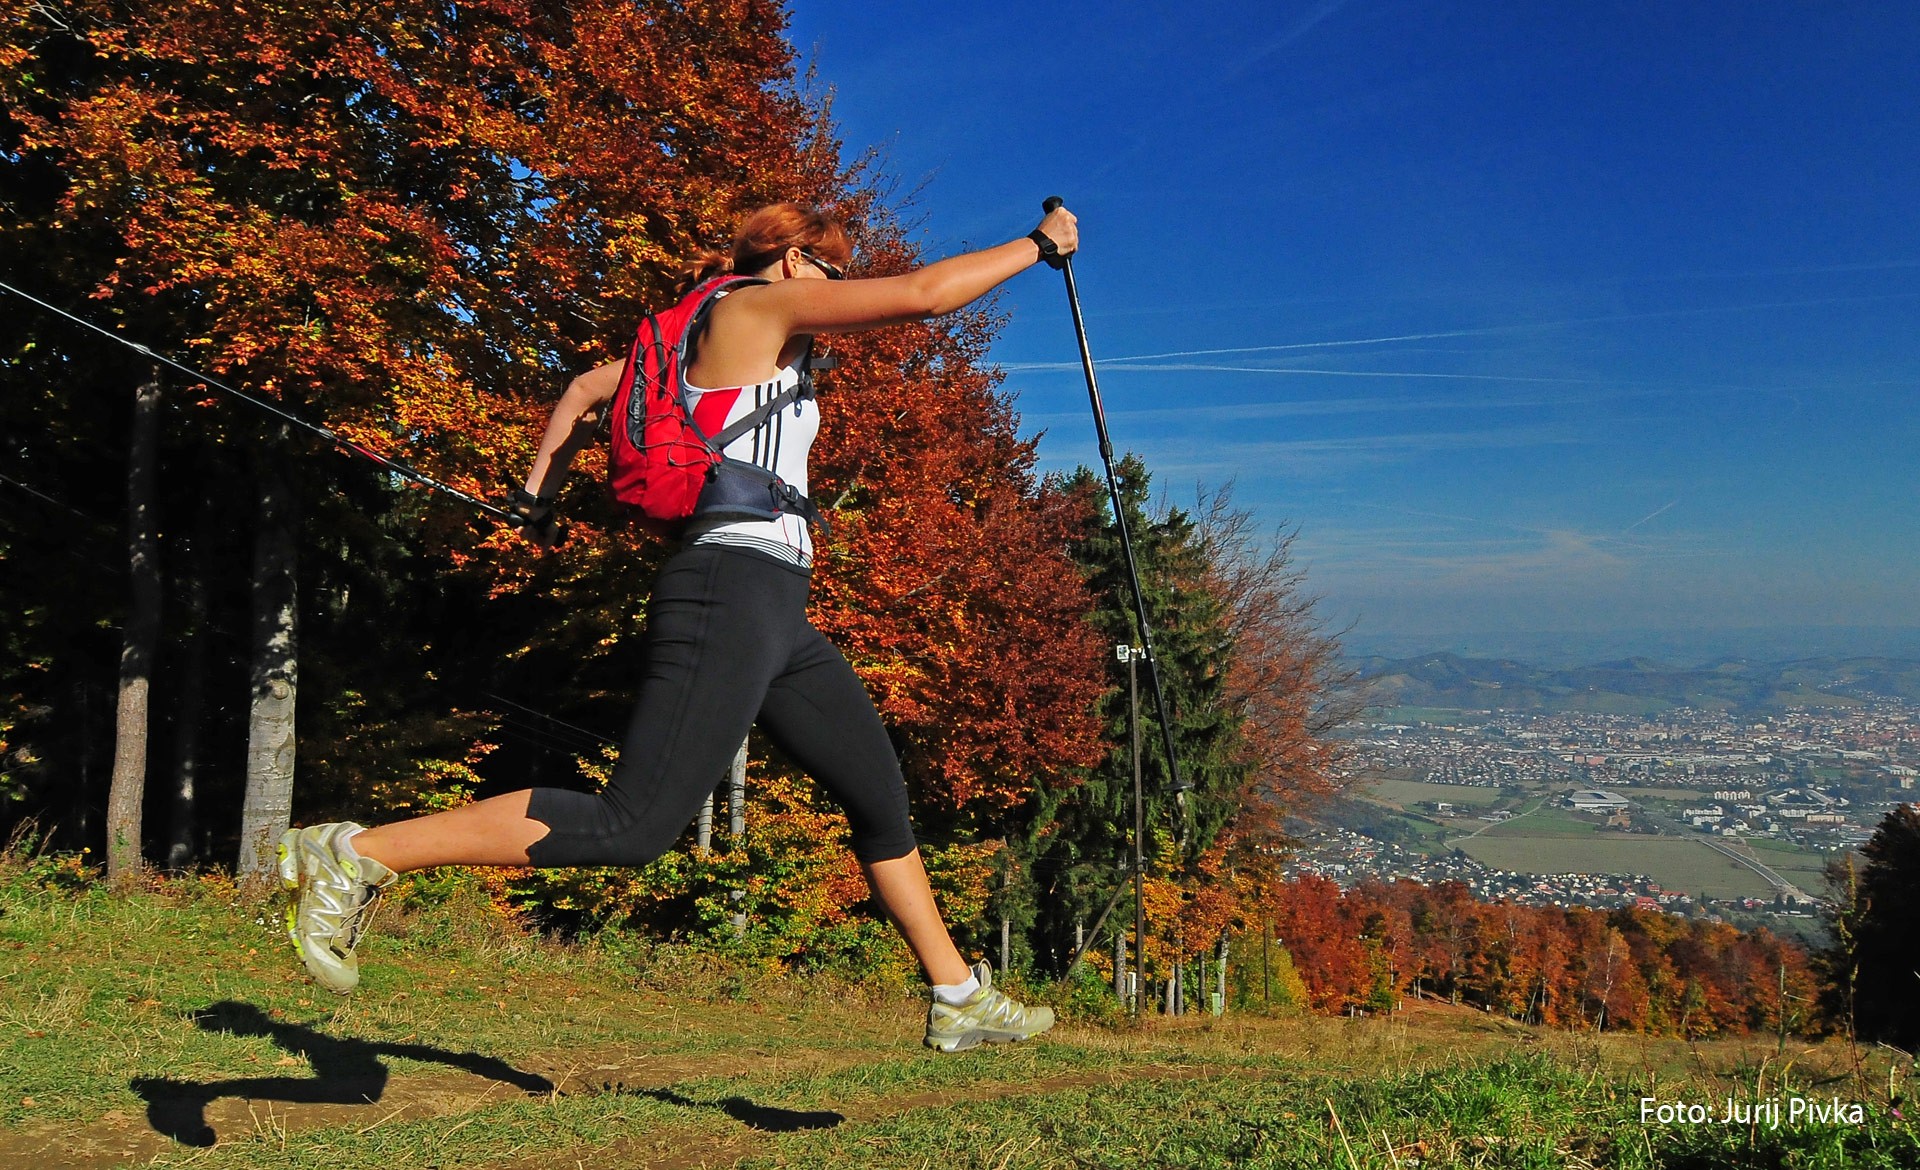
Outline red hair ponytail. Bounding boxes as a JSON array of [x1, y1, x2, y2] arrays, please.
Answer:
[[676, 248, 735, 296], [676, 203, 851, 295]]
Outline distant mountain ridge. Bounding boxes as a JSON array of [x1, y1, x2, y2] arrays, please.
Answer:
[[1356, 652, 1920, 714]]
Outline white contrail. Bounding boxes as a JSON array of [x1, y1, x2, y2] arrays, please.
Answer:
[[998, 326, 1536, 366], [1000, 362, 1617, 385], [1623, 499, 1681, 533], [1088, 0, 1354, 182], [1001, 291, 1920, 369], [1226, 0, 1354, 80], [1088, 326, 1547, 363]]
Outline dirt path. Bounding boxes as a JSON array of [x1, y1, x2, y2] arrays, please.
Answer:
[[4, 1071, 531, 1170], [0, 1039, 1233, 1170]]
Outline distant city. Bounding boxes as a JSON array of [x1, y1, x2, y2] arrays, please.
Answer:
[[1291, 651, 1920, 937]]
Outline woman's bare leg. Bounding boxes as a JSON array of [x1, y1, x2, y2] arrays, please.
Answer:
[[862, 850, 972, 986], [348, 790, 550, 873]]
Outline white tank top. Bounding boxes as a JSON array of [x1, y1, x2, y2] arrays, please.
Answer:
[[680, 358, 819, 569]]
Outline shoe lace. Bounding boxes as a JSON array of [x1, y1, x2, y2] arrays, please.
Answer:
[[983, 989, 1023, 1026], [336, 884, 386, 953]]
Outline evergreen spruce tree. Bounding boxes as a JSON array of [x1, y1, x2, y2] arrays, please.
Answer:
[[1824, 804, 1920, 1048], [1029, 455, 1250, 971]]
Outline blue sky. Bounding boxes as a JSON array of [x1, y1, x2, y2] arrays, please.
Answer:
[[786, 1, 1920, 660]]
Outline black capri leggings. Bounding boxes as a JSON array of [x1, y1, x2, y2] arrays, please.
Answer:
[[524, 545, 919, 867]]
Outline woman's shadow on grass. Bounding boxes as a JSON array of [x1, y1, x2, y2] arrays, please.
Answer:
[[128, 1000, 555, 1147], [607, 1084, 844, 1133]]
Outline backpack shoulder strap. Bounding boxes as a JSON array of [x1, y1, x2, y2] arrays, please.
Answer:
[[654, 275, 769, 452], [673, 279, 815, 454], [707, 339, 816, 450], [677, 275, 769, 372]]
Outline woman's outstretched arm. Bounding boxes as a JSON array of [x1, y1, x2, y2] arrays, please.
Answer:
[[758, 205, 1079, 336]]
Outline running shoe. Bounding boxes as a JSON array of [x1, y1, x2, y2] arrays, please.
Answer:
[[924, 961, 1056, 1053], [277, 822, 394, 994]]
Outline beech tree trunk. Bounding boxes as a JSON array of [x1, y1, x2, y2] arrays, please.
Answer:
[[105, 372, 163, 883], [1217, 934, 1229, 1017], [237, 452, 298, 876], [728, 738, 747, 933], [696, 791, 713, 854]]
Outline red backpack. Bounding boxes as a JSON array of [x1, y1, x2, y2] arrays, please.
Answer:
[[607, 276, 819, 537]]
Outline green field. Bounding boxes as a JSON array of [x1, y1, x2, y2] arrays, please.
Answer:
[[1459, 835, 1783, 898], [1723, 838, 1836, 889], [2, 860, 1913, 1169], [1380, 809, 1454, 844], [1362, 778, 1506, 809], [1469, 803, 1602, 839]]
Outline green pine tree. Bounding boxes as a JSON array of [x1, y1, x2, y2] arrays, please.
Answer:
[[1823, 804, 1920, 1048], [1027, 455, 1251, 972]]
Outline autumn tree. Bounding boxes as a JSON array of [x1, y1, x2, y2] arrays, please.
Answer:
[[1194, 486, 1357, 819], [5, 0, 1116, 975], [1, 0, 835, 865], [1266, 874, 1371, 1011], [1177, 487, 1357, 981], [1245, 876, 1822, 1036], [802, 214, 1110, 841]]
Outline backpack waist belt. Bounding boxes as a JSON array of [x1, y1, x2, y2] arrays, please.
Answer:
[[693, 458, 827, 534]]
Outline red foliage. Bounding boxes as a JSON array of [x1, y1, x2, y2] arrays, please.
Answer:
[[7, 1, 1105, 833], [1251, 877, 1821, 1035], [804, 238, 1107, 821]]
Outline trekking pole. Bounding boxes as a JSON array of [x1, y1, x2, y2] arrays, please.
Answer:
[[1040, 197, 1189, 806]]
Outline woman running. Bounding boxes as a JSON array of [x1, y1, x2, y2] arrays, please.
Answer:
[[279, 200, 1078, 1053]]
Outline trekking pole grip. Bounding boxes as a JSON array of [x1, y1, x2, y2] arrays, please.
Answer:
[[1036, 197, 1070, 270]]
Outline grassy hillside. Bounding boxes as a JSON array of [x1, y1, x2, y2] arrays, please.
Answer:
[[1, 858, 1913, 1169]]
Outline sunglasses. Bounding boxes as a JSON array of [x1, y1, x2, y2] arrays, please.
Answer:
[[800, 250, 847, 281]]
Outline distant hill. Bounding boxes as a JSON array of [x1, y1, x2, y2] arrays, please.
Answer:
[[1356, 652, 1920, 715]]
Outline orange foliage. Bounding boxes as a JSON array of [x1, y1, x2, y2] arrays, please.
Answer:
[[6, 1, 1106, 934], [1245, 876, 1823, 1035], [805, 237, 1108, 822], [7, 0, 817, 553]]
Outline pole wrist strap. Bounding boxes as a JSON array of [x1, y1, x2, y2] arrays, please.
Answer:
[[1028, 229, 1066, 270]]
